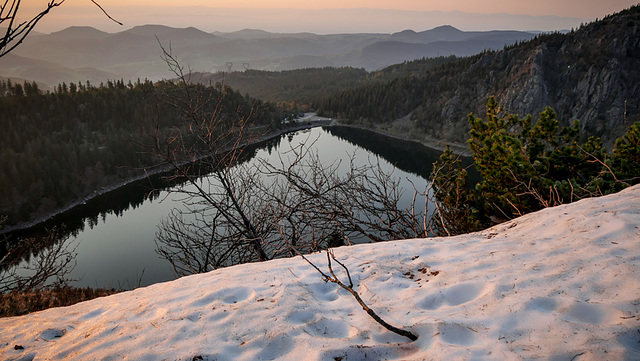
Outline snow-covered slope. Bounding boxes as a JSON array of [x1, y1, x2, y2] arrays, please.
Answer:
[[2, 186, 640, 360]]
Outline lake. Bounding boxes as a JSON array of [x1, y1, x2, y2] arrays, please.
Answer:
[[5, 126, 459, 290]]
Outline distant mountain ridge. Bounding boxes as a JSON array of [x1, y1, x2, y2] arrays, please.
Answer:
[[45, 26, 111, 41], [316, 5, 640, 148], [0, 24, 535, 87]]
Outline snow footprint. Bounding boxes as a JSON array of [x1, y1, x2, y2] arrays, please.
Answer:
[[254, 333, 295, 360], [285, 309, 319, 324], [564, 301, 623, 325], [618, 329, 640, 353], [40, 328, 66, 341], [218, 287, 256, 304], [437, 323, 477, 346], [79, 308, 105, 321], [524, 297, 558, 313], [320, 343, 421, 361], [307, 282, 339, 302], [304, 317, 350, 338], [190, 287, 256, 307], [417, 282, 488, 310]]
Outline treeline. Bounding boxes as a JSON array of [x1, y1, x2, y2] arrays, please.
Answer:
[[314, 74, 429, 123], [194, 56, 459, 107], [314, 5, 640, 146], [312, 55, 479, 127], [198, 67, 368, 106], [0, 79, 280, 227], [311, 51, 509, 141]]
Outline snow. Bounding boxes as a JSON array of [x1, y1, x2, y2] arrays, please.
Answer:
[[2, 185, 640, 360]]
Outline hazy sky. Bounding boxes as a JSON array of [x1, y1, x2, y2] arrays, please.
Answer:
[[26, 0, 639, 34], [103, 0, 636, 17]]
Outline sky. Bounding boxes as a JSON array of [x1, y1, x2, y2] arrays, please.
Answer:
[[24, 0, 640, 34], [100, 0, 636, 17]]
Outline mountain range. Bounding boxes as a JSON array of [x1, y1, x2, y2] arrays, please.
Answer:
[[315, 5, 640, 149], [0, 25, 536, 89]]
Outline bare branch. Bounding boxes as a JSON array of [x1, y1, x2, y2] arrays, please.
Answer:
[[1, 228, 77, 294], [0, 0, 121, 58], [89, 0, 123, 26], [577, 144, 630, 187], [292, 246, 418, 342]]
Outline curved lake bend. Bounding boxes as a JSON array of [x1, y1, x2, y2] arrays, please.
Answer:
[[7, 126, 471, 290]]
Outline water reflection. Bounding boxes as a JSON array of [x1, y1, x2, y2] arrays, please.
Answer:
[[325, 127, 442, 178], [3, 126, 460, 290], [1, 227, 78, 293]]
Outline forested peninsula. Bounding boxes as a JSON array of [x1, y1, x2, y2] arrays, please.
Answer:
[[0, 80, 281, 229]]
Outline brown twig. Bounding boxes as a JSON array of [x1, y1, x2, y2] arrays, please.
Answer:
[[89, 0, 123, 25], [292, 247, 418, 342]]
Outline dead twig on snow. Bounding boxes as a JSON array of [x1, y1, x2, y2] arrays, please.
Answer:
[[291, 247, 418, 342]]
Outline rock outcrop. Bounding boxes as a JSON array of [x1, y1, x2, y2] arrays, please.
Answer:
[[398, 6, 640, 147]]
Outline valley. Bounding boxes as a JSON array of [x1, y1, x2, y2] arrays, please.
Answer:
[[0, 25, 536, 89]]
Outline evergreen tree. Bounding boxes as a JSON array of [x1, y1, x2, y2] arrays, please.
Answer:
[[611, 121, 640, 185], [431, 97, 639, 235], [430, 146, 482, 235]]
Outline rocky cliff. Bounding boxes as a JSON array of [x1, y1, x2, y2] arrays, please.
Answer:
[[434, 6, 640, 147], [321, 6, 640, 149]]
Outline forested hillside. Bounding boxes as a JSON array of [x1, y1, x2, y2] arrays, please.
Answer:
[[315, 6, 640, 148], [0, 54, 458, 230], [194, 56, 458, 106], [0, 80, 280, 227]]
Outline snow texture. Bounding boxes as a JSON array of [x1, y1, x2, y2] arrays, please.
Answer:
[[1, 185, 640, 360]]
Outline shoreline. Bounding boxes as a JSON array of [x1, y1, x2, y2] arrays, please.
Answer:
[[2, 117, 460, 236], [1, 121, 327, 236], [325, 119, 472, 157]]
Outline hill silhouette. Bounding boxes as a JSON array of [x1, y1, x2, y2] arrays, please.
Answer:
[[0, 25, 535, 87]]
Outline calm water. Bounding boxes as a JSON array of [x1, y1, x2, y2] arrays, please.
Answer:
[[9, 126, 456, 289]]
